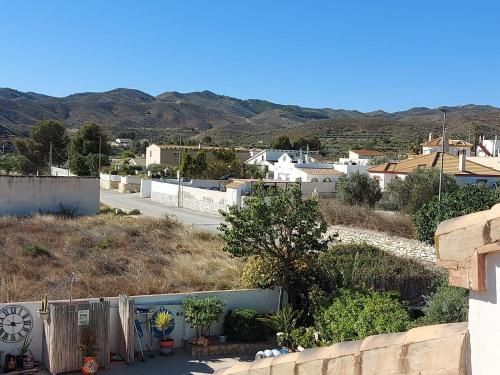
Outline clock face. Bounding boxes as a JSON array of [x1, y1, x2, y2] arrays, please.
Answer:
[[0, 305, 33, 343]]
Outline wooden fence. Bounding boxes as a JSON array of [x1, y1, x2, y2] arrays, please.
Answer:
[[42, 301, 110, 374], [118, 294, 135, 364]]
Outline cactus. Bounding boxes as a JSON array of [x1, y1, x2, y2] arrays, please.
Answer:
[[40, 294, 48, 313]]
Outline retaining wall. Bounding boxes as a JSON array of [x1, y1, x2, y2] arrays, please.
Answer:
[[0, 176, 99, 216]]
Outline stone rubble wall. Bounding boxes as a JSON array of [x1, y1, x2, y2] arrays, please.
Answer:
[[328, 225, 436, 263], [215, 323, 469, 375]]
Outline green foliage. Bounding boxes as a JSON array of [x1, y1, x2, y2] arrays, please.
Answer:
[[259, 305, 302, 348], [219, 183, 332, 308], [120, 149, 135, 159], [271, 136, 293, 150], [22, 243, 51, 257], [0, 153, 16, 174], [420, 285, 469, 325], [79, 326, 98, 357], [154, 311, 174, 340], [223, 308, 267, 342], [414, 184, 499, 243], [386, 168, 459, 214], [290, 327, 321, 349], [315, 289, 411, 344], [68, 122, 111, 176], [180, 150, 207, 178], [368, 156, 393, 165], [337, 171, 382, 208], [183, 296, 225, 337], [148, 164, 175, 178], [318, 243, 442, 308], [270, 135, 322, 151]]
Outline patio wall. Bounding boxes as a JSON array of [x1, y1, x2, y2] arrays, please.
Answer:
[[0, 288, 279, 364]]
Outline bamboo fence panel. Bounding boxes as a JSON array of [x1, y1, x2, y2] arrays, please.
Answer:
[[42, 301, 110, 374], [118, 294, 135, 364]]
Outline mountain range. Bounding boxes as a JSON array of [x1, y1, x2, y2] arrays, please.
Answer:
[[1, 87, 499, 145]]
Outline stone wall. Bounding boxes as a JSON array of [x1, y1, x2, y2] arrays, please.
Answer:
[[215, 323, 469, 375], [328, 225, 436, 263]]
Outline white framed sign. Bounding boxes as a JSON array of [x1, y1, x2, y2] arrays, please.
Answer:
[[77, 310, 90, 326]]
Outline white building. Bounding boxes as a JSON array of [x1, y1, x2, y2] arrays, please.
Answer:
[[111, 138, 133, 148], [421, 136, 472, 156], [477, 137, 500, 157], [338, 149, 385, 166], [245, 149, 319, 172], [368, 151, 500, 191], [273, 153, 344, 184]]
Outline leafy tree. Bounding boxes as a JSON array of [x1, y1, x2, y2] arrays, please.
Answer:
[[0, 153, 16, 174], [219, 183, 332, 309], [271, 136, 293, 150], [386, 168, 459, 214], [293, 136, 321, 151], [182, 297, 225, 338], [414, 184, 499, 243], [13, 139, 39, 174], [315, 289, 411, 344], [420, 285, 469, 325], [337, 172, 382, 208], [68, 122, 111, 176], [120, 149, 135, 159]]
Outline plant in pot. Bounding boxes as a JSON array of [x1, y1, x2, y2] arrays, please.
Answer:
[[79, 326, 98, 375], [183, 296, 225, 346], [38, 294, 49, 320], [154, 311, 175, 354], [16, 335, 34, 369]]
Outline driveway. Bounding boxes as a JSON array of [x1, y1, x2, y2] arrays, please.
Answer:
[[100, 189, 223, 232]]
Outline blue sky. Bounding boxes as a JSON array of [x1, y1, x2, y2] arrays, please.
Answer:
[[1, 0, 500, 112]]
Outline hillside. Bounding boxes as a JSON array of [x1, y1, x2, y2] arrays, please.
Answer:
[[0, 214, 241, 303], [1, 87, 499, 146]]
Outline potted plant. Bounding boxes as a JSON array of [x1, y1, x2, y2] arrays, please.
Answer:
[[154, 311, 175, 354], [183, 296, 225, 345], [79, 326, 98, 375], [16, 336, 33, 369], [38, 294, 49, 320]]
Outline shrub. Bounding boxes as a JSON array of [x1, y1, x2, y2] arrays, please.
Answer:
[[290, 327, 321, 349], [22, 243, 51, 257], [128, 209, 141, 215], [183, 296, 225, 337], [337, 172, 382, 208], [414, 184, 499, 243], [259, 305, 302, 349], [223, 308, 267, 342], [420, 285, 469, 325], [385, 168, 458, 214], [318, 243, 442, 309], [315, 289, 411, 344]]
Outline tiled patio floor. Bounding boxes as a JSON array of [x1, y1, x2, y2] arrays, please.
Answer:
[[40, 349, 252, 374]]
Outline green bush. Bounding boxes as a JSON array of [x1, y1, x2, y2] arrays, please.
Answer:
[[420, 285, 469, 325], [183, 296, 225, 337], [22, 243, 51, 257], [259, 305, 302, 349], [315, 289, 411, 344], [223, 308, 267, 342], [414, 184, 499, 243], [290, 327, 321, 349], [385, 168, 458, 214], [318, 243, 442, 309], [337, 172, 382, 208]]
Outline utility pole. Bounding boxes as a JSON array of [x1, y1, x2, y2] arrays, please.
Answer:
[[438, 108, 447, 210], [98, 136, 102, 176], [177, 133, 182, 207], [49, 142, 53, 175]]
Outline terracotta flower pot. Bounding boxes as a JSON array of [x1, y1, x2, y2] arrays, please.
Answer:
[[159, 338, 174, 354], [81, 356, 98, 375]]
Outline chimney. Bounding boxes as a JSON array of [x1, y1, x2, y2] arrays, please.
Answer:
[[429, 132, 433, 141], [458, 149, 466, 172]]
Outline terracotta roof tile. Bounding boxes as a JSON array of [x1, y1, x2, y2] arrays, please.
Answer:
[[296, 168, 345, 176], [421, 137, 473, 148]]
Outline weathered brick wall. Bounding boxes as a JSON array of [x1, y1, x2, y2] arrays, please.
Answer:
[[215, 323, 469, 375]]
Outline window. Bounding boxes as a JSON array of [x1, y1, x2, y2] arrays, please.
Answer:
[[149, 151, 152, 157], [323, 177, 331, 182]]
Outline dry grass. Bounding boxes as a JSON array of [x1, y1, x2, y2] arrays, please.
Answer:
[[320, 198, 416, 239], [0, 214, 242, 303]]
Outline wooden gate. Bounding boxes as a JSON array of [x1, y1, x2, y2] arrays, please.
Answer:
[[118, 294, 135, 364], [42, 301, 110, 374]]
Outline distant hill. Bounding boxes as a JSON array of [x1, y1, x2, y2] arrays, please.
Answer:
[[0, 87, 499, 146]]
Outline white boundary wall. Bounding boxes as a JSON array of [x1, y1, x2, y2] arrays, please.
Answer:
[[0, 288, 279, 362], [0, 176, 99, 216]]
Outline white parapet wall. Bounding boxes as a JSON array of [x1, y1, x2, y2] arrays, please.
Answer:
[[0, 288, 280, 363], [0, 176, 99, 216]]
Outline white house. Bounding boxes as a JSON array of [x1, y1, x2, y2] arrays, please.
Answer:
[[273, 153, 344, 184], [477, 137, 500, 157], [369, 151, 500, 190], [245, 149, 319, 172], [111, 138, 133, 148], [338, 149, 384, 166], [421, 136, 472, 156]]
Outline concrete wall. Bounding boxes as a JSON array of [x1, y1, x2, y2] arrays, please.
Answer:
[[140, 178, 152, 198], [0, 288, 279, 363], [216, 323, 469, 375], [99, 173, 121, 189], [0, 176, 99, 216]]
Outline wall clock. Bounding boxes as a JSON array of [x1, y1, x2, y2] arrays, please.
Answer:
[[0, 305, 33, 343]]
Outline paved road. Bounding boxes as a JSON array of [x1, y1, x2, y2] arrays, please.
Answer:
[[100, 189, 223, 232]]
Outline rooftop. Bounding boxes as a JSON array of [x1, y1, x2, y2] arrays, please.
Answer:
[[421, 137, 473, 148], [368, 152, 500, 176]]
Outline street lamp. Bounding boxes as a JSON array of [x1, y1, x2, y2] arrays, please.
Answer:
[[438, 107, 448, 208]]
